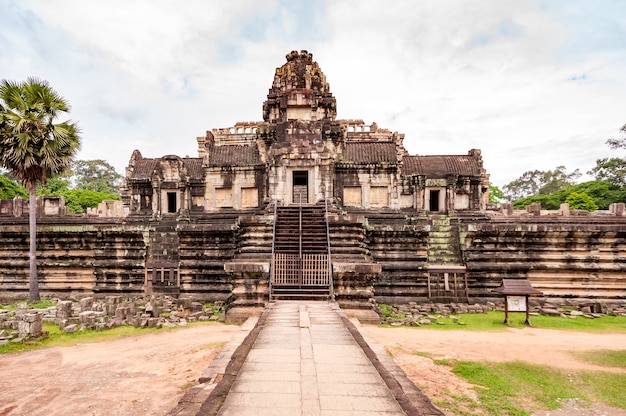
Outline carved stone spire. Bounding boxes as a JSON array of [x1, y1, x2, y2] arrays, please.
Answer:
[[262, 50, 337, 123]]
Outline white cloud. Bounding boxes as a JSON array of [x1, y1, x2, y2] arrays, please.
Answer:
[[3, 0, 625, 186]]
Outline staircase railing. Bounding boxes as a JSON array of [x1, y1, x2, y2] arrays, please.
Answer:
[[269, 196, 333, 300], [298, 194, 303, 286], [324, 198, 335, 300], [269, 193, 278, 301]]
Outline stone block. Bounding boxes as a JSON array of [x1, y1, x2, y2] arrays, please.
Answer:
[[501, 203, 513, 216], [115, 306, 131, 321], [80, 297, 94, 312], [64, 324, 78, 333], [540, 308, 561, 316], [56, 301, 73, 319], [23, 313, 39, 323], [30, 320, 42, 336], [18, 321, 30, 337], [610, 203, 625, 216], [526, 203, 541, 216]]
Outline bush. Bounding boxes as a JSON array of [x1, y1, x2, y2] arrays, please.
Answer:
[[565, 191, 599, 211], [0, 175, 27, 199], [62, 190, 120, 213]]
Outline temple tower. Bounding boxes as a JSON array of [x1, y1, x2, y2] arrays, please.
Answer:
[[260, 50, 343, 206]]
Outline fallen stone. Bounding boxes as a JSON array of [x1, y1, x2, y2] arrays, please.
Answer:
[[64, 324, 78, 333], [540, 308, 561, 316]]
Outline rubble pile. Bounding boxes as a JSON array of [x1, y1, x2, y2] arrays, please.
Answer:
[[377, 301, 626, 326], [0, 296, 226, 344]]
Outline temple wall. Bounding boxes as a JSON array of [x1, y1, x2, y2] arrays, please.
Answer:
[[462, 217, 626, 301], [204, 168, 262, 210], [335, 169, 401, 209], [365, 220, 431, 304], [1, 211, 625, 305], [0, 219, 146, 300], [177, 223, 237, 301]]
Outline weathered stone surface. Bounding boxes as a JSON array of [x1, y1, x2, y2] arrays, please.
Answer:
[[64, 324, 78, 333], [0, 50, 625, 321]]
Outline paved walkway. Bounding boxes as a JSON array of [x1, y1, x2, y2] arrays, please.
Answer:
[[170, 301, 442, 416]]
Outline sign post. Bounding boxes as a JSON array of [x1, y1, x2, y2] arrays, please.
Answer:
[[492, 279, 543, 326]]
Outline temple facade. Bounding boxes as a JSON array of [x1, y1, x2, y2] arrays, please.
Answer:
[[122, 50, 489, 218], [1, 51, 624, 322]]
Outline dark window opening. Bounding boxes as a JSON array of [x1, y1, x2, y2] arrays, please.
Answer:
[[430, 190, 440, 212], [167, 192, 177, 213], [293, 171, 308, 204]]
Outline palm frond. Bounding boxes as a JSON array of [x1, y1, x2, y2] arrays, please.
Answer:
[[0, 78, 81, 188]]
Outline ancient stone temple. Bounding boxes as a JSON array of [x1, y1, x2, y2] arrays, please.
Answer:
[[118, 50, 492, 321], [1, 50, 625, 321], [123, 50, 489, 217]]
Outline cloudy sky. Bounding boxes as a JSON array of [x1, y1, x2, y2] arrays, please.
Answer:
[[2, 0, 625, 186]]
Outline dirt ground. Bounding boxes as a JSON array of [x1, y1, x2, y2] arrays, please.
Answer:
[[363, 326, 626, 416], [0, 324, 240, 416], [0, 323, 625, 416]]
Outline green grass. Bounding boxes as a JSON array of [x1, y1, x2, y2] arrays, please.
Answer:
[[378, 303, 405, 320], [436, 359, 626, 415], [382, 311, 626, 332], [0, 299, 56, 310], [579, 371, 626, 408], [0, 321, 222, 354], [570, 350, 626, 369]]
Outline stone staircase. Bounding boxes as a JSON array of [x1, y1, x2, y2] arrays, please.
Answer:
[[146, 216, 180, 295], [427, 214, 468, 301], [274, 205, 328, 254], [428, 215, 463, 266], [271, 204, 331, 299]]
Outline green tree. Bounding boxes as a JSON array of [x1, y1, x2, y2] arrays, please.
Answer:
[[0, 78, 81, 301], [62, 189, 121, 213], [504, 166, 581, 201], [34, 171, 120, 214], [488, 184, 505, 204], [512, 193, 562, 210], [512, 180, 625, 210], [0, 173, 27, 198], [73, 159, 122, 194], [589, 157, 626, 188], [565, 191, 599, 211], [37, 175, 70, 196], [589, 124, 626, 188]]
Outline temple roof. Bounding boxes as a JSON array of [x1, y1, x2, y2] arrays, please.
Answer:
[[129, 158, 159, 180], [206, 145, 261, 167], [129, 156, 203, 180], [184, 158, 204, 179], [403, 155, 482, 177], [341, 143, 398, 164]]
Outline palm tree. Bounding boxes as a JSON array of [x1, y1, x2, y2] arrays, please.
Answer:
[[0, 78, 81, 301]]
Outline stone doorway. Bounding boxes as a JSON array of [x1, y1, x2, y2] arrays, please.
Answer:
[[167, 192, 177, 213], [429, 190, 440, 212], [293, 171, 309, 204]]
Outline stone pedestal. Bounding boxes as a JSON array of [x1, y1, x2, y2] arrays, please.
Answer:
[[333, 262, 382, 324], [224, 261, 269, 324]]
